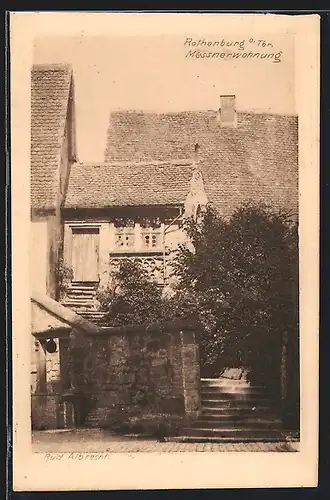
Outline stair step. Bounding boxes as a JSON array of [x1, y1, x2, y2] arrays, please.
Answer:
[[201, 379, 253, 387], [66, 295, 96, 300], [81, 312, 105, 316], [63, 304, 96, 309], [202, 405, 276, 413], [63, 296, 96, 301], [81, 316, 105, 323], [201, 388, 272, 394], [201, 378, 249, 382], [200, 411, 280, 420], [201, 383, 267, 389], [201, 395, 274, 404], [201, 405, 277, 413], [201, 404, 278, 414], [165, 435, 293, 444], [62, 298, 96, 303], [201, 394, 271, 401], [69, 283, 97, 289], [190, 419, 282, 429], [201, 387, 270, 395], [62, 301, 97, 308], [182, 428, 285, 438], [68, 295, 96, 298]]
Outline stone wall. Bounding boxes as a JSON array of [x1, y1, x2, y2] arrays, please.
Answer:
[[69, 324, 201, 430], [31, 394, 64, 430]]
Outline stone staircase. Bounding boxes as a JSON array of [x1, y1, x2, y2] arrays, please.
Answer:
[[171, 377, 291, 443], [61, 283, 106, 325]]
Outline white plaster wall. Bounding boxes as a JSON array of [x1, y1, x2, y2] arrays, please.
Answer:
[[99, 223, 112, 288], [63, 219, 188, 289], [31, 220, 48, 294], [164, 224, 186, 251]]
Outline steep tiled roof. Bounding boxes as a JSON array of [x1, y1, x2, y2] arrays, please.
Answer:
[[64, 160, 195, 208], [104, 110, 298, 218], [31, 64, 72, 210]]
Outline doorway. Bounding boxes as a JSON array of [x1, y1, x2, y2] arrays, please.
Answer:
[[71, 227, 100, 283]]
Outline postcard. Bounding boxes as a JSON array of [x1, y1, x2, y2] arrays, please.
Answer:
[[10, 11, 319, 491]]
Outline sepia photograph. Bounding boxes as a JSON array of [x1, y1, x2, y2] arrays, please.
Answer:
[[10, 12, 319, 490]]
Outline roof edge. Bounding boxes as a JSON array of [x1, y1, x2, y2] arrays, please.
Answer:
[[92, 317, 198, 337], [109, 108, 298, 119], [31, 292, 101, 335], [32, 63, 73, 72], [63, 202, 185, 210]]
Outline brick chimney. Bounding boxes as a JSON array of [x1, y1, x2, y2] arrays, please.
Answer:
[[219, 94, 237, 127]]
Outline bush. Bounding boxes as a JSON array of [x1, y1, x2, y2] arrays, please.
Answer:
[[96, 259, 168, 326]]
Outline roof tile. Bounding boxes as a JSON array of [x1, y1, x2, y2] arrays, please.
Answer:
[[31, 64, 72, 210], [104, 110, 298, 218], [64, 160, 195, 208]]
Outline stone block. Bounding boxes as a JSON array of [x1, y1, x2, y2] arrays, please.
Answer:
[[184, 393, 200, 413], [119, 372, 136, 384], [184, 369, 199, 385], [159, 396, 185, 415], [31, 394, 64, 430]]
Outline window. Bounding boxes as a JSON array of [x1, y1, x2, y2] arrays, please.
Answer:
[[111, 217, 164, 253], [140, 217, 162, 251], [115, 229, 135, 249], [141, 232, 161, 250], [114, 218, 135, 249]]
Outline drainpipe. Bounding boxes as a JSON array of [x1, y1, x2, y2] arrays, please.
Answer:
[[162, 207, 184, 285]]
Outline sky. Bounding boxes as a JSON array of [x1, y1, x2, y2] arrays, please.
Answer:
[[34, 35, 295, 162]]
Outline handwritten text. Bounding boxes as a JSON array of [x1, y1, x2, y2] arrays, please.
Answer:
[[184, 37, 283, 63]]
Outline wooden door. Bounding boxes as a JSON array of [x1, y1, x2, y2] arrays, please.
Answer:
[[71, 227, 100, 282]]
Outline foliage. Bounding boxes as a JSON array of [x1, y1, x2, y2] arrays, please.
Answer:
[[55, 256, 73, 300], [96, 259, 167, 326]]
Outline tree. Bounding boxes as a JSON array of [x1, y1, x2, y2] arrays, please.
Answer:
[[171, 202, 299, 392]]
